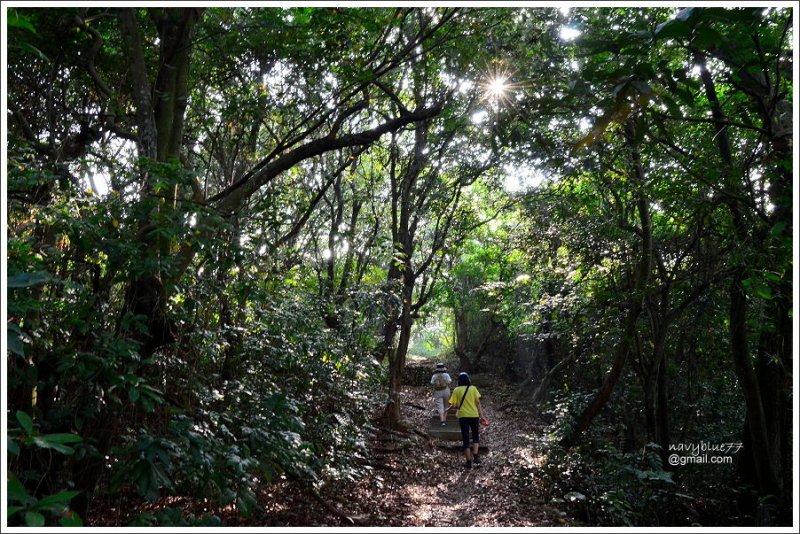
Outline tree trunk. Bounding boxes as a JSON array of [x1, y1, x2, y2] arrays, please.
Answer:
[[761, 111, 792, 514], [559, 291, 644, 449], [695, 51, 781, 499], [470, 316, 500, 372], [560, 119, 652, 449], [71, 8, 203, 515], [730, 271, 779, 498], [644, 319, 669, 456], [655, 349, 670, 467], [525, 353, 575, 406], [118, 8, 202, 357], [382, 279, 415, 428]]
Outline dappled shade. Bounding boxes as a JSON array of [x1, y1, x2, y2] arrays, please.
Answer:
[[6, 5, 794, 528]]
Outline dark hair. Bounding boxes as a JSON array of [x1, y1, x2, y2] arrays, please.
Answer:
[[458, 372, 470, 386]]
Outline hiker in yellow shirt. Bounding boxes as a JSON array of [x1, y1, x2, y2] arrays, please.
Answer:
[[448, 372, 483, 469]]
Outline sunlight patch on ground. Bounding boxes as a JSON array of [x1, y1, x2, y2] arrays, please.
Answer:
[[402, 482, 463, 526], [511, 444, 545, 467], [404, 483, 437, 500]]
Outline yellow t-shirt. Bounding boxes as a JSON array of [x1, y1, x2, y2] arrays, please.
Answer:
[[449, 385, 481, 418]]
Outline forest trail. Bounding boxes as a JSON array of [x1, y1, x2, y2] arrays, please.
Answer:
[[328, 371, 568, 527], [92, 370, 568, 527]]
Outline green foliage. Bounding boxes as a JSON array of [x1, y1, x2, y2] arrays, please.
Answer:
[[7, 411, 83, 526], [128, 507, 222, 527], [7, 478, 82, 527], [101, 268, 386, 516], [408, 310, 454, 359], [527, 429, 688, 526], [509, 4, 792, 523], [5, 4, 792, 527], [8, 9, 38, 33]]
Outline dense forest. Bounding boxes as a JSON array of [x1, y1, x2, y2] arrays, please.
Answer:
[[5, 5, 795, 528]]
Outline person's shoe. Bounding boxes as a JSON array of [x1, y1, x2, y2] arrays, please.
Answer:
[[463, 461, 472, 469], [473, 455, 482, 466], [441, 421, 447, 426]]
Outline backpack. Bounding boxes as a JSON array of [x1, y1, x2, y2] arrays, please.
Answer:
[[432, 373, 448, 391]]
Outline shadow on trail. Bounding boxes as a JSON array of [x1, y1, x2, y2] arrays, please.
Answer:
[[328, 372, 563, 527]]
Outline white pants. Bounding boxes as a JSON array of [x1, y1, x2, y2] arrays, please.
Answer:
[[433, 388, 451, 418]]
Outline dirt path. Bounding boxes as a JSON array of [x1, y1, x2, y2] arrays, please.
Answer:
[[94, 372, 569, 527], [332, 373, 566, 527]]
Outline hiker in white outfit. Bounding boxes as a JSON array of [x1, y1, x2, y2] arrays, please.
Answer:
[[430, 363, 453, 425]]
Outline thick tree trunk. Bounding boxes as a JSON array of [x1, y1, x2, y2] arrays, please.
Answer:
[[380, 118, 426, 428], [775, 280, 793, 512], [118, 8, 202, 357], [70, 8, 203, 515], [643, 322, 668, 452], [752, 276, 791, 517]]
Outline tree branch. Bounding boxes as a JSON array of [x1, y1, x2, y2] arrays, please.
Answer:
[[118, 8, 158, 160], [275, 146, 368, 249], [214, 102, 447, 214], [74, 14, 114, 99], [654, 109, 768, 135], [8, 102, 51, 154]]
